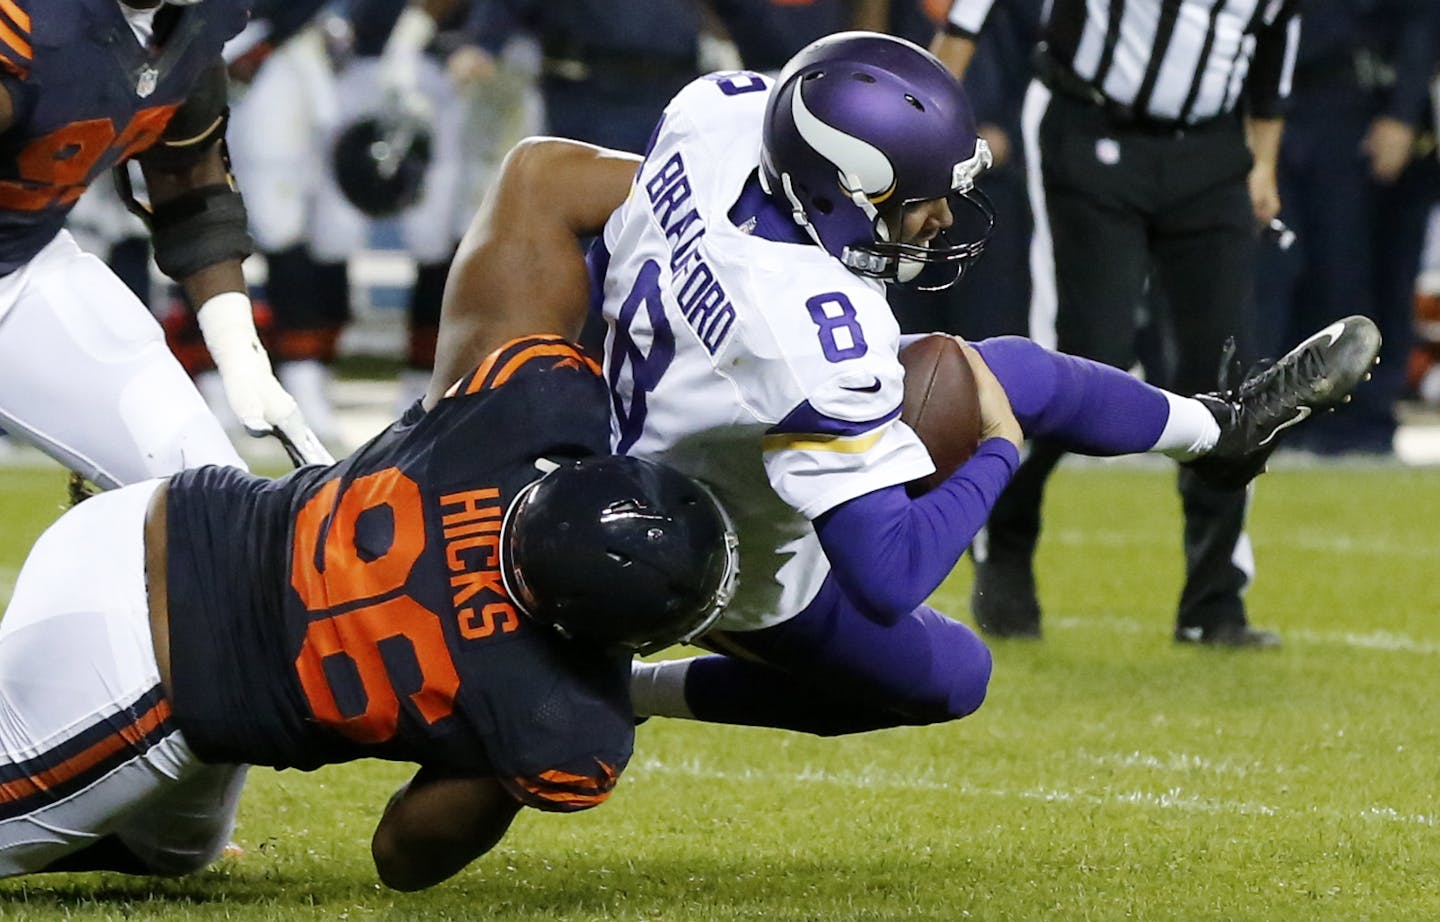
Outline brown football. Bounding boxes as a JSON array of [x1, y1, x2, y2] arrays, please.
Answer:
[[900, 334, 982, 496]]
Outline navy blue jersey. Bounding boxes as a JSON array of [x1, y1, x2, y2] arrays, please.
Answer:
[[0, 0, 249, 275], [165, 336, 633, 811]]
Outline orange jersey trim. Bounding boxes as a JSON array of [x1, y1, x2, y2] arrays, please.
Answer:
[[459, 335, 600, 396], [0, 0, 30, 73], [0, 0, 30, 34], [510, 760, 618, 810]]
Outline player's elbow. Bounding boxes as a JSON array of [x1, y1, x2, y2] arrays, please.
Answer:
[[849, 582, 927, 626]]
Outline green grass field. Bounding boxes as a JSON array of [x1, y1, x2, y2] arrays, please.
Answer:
[[0, 460, 1436, 921]]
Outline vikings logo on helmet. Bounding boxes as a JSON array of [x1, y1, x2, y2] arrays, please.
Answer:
[[759, 32, 995, 290]]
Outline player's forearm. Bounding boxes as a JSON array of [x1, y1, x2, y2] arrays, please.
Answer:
[[141, 144, 252, 301], [1244, 116, 1283, 176], [815, 439, 1019, 622], [372, 771, 522, 891]]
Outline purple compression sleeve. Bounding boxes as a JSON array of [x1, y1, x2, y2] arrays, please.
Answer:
[[814, 438, 1019, 624]]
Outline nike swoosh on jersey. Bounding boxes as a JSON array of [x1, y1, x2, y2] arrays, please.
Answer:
[[839, 378, 883, 393]]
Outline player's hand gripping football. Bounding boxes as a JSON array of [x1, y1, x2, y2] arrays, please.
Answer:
[[196, 292, 335, 467], [958, 341, 1023, 449]]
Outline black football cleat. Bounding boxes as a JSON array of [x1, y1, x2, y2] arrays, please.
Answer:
[[1186, 315, 1382, 490], [1174, 623, 1282, 650]]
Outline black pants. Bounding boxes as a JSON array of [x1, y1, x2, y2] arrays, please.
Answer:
[[986, 91, 1259, 631]]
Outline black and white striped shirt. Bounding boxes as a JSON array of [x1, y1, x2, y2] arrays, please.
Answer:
[[946, 0, 1301, 124]]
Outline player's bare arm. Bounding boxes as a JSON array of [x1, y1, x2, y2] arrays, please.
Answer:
[[141, 140, 248, 306], [428, 139, 641, 407], [371, 768, 523, 891]]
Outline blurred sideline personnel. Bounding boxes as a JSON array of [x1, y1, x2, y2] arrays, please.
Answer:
[[0, 0, 330, 487], [891, 0, 1043, 342], [705, 0, 890, 76], [0, 331, 737, 886], [442, 33, 1381, 737], [934, 0, 1300, 646], [469, 0, 703, 155], [317, 0, 530, 418], [221, 0, 348, 446], [1255, 0, 1440, 456]]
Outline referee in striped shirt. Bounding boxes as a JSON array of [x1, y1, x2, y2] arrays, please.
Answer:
[[934, 0, 1301, 648]]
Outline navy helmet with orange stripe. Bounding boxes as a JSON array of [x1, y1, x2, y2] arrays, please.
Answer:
[[500, 457, 738, 655]]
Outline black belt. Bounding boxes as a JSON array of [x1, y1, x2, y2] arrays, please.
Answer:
[[1035, 49, 1227, 137]]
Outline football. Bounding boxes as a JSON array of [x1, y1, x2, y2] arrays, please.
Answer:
[[900, 334, 982, 496]]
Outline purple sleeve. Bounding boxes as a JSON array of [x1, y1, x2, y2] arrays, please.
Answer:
[[813, 438, 1020, 624]]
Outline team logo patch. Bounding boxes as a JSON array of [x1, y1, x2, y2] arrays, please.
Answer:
[[136, 66, 159, 99]]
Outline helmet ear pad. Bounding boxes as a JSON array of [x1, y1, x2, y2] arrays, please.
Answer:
[[502, 457, 738, 654], [332, 115, 433, 218]]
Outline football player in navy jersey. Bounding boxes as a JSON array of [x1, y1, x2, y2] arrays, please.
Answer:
[[0, 0, 330, 490], [0, 341, 736, 888], [0, 124, 738, 886], [439, 34, 1384, 740]]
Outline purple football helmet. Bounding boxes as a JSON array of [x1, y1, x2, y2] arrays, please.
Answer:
[[760, 32, 994, 290]]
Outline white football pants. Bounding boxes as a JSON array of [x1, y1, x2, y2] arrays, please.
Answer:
[[0, 231, 245, 488], [0, 481, 245, 877]]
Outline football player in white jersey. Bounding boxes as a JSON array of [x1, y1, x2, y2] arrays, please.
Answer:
[[439, 32, 1382, 736]]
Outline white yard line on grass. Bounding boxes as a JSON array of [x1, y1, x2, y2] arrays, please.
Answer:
[[1047, 528, 1434, 560], [632, 757, 1434, 827], [1049, 616, 1440, 655]]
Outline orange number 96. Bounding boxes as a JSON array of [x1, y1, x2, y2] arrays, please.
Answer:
[[290, 468, 460, 744]]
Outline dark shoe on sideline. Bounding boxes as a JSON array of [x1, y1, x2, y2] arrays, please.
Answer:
[[1174, 623, 1282, 649], [1186, 315, 1383, 490], [971, 555, 1042, 639]]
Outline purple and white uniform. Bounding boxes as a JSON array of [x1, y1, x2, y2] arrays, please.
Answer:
[[595, 72, 940, 632]]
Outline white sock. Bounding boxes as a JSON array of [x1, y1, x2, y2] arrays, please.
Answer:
[[630, 659, 695, 719], [1155, 392, 1222, 460]]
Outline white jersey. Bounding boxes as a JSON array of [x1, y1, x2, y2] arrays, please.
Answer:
[[597, 72, 935, 632]]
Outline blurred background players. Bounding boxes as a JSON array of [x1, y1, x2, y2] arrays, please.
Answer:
[[250, 0, 544, 444], [1254, 0, 1440, 457], [895, 0, 1043, 343], [473, 0, 703, 155], [222, 0, 348, 446]]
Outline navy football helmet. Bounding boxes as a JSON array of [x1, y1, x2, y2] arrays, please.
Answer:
[[760, 32, 994, 290], [501, 457, 739, 654], [332, 113, 432, 218]]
